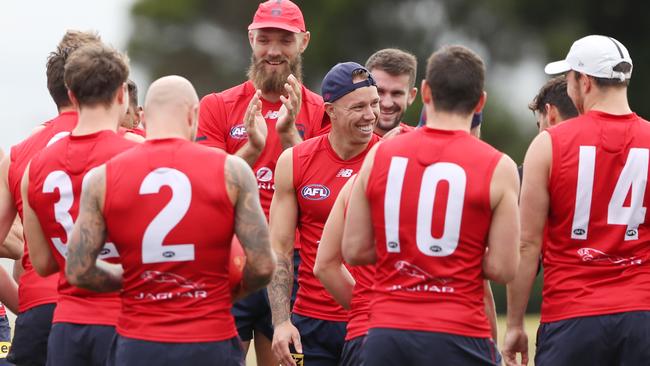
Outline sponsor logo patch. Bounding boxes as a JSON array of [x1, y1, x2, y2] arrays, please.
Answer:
[[0, 342, 10, 358], [256, 167, 273, 182], [229, 124, 247, 139], [301, 184, 330, 200]]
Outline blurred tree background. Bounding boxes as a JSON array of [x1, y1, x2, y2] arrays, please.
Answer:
[[127, 0, 650, 313]]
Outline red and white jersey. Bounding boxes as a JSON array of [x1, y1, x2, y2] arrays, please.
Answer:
[[8, 111, 78, 313], [366, 127, 502, 338], [542, 111, 650, 322], [292, 134, 380, 322], [197, 80, 326, 218], [28, 130, 136, 325], [104, 138, 237, 343]]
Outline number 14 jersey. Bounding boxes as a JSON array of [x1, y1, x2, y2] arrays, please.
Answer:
[[366, 127, 502, 338], [543, 111, 650, 323]]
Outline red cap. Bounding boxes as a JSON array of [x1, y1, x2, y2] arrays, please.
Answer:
[[248, 0, 306, 33]]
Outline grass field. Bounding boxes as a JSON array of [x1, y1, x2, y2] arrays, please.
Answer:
[[245, 314, 542, 365]]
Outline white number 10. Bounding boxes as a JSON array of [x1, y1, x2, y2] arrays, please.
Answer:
[[384, 157, 466, 257], [572, 146, 648, 241]]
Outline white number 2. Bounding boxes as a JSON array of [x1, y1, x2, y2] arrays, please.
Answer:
[[139, 168, 195, 264], [384, 157, 466, 257], [572, 147, 648, 241]]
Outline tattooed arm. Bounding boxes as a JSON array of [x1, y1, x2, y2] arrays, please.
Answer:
[[21, 164, 59, 276], [65, 165, 123, 292], [224, 154, 276, 300], [268, 148, 302, 366]]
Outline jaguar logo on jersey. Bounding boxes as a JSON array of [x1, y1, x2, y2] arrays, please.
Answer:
[[301, 184, 330, 200], [256, 167, 273, 182], [229, 124, 247, 139]]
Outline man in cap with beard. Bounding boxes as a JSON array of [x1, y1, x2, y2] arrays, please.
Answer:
[[196, 1, 326, 364]]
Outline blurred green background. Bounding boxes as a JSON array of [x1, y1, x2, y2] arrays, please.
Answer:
[[126, 0, 650, 314]]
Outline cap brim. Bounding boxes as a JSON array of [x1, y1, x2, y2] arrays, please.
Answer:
[[544, 60, 572, 75], [248, 21, 302, 33]]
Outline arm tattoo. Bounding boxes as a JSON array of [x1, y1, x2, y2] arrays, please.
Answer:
[[225, 157, 274, 294], [269, 253, 292, 325], [65, 170, 122, 293]]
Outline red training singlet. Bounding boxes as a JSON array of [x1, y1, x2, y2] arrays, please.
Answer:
[[292, 133, 380, 322], [104, 138, 237, 343], [28, 130, 136, 325], [542, 111, 650, 322], [8, 111, 77, 313], [197, 80, 326, 218], [366, 127, 502, 338]]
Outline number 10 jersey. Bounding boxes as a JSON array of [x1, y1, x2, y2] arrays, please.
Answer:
[[366, 127, 502, 338]]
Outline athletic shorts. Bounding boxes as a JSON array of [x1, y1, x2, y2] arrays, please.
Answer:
[[363, 328, 500, 366], [231, 289, 273, 342], [105, 335, 244, 366], [7, 303, 55, 366], [291, 313, 347, 366], [535, 311, 650, 366], [0, 315, 13, 366], [291, 248, 300, 309], [46, 323, 115, 366], [339, 335, 365, 366]]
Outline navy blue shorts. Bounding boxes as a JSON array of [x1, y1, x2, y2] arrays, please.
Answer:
[[291, 313, 347, 366], [291, 248, 300, 309], [0, 315, 13, 366], [46, 323, 115, 366], [231, 288, 273, 342], [339, 335, 365, 366], [535, 311, 650, 366], [363, 328, 500, 366], [105, 335, 244, 366], [7, 303, 55, 366]]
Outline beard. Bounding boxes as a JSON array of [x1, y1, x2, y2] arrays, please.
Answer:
[[247, 53, 303, 94], [376, 109, 404, 134]]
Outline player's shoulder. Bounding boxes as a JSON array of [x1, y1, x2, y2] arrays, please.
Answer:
[[300, 84, 325, 108], [293, 133, 327, 158], [204, 81, 254, 105]]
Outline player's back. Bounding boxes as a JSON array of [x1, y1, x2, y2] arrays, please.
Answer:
[[542, 110, 650, 322], [104, 138, 237, 343], [8, 111, 77, 312], [366, 127, 502, 338], [27, 130, 136, 325]]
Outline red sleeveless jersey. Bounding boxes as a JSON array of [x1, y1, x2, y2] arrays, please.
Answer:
[[542, 111, 650, 322], [366, 127, 502, 337], [197, 80, 326, 218], [104, 138, 237, 342], [27, 130, 136, 325], [292, 133, 380, 322], [8, 111, 77, 313]]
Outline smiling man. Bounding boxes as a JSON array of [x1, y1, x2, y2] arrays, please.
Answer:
[[196, 1, 327, 364], [268, 62, 381, 366]]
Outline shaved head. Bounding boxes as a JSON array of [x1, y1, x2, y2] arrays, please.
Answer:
[[143, 75, 200, 140]]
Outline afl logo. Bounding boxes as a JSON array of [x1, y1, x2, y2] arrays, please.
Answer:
[[301, 184, 330, 200], [256, 167, 273, 182], [229, 124, 247, 139]]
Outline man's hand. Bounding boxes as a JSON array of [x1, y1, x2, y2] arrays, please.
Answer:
[[503, 326, 529, 366], [244, 90, 268, 152], [276, 74, 302, 134], [272, 320, 302, 366]]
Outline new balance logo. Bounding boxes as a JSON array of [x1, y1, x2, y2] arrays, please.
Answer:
[[336, 168, 354, 178]]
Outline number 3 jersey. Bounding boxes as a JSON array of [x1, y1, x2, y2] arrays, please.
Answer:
[[103, 138, 237, 343], [543, 111, 650, 323], [366, 127, 502, 338], [28, 130, 137, 325]]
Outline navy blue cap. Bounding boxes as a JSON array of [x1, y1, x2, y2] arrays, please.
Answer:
[[321, 62, 376, 103]]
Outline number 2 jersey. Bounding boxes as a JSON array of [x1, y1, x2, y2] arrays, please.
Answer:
[[542, 111, 650, 323], [103, 138, 237, 343], [366, 127, 502, 338], [27, 130, 137, 325]]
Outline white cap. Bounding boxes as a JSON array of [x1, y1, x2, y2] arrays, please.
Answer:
[[544, 35, 633, 81]]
